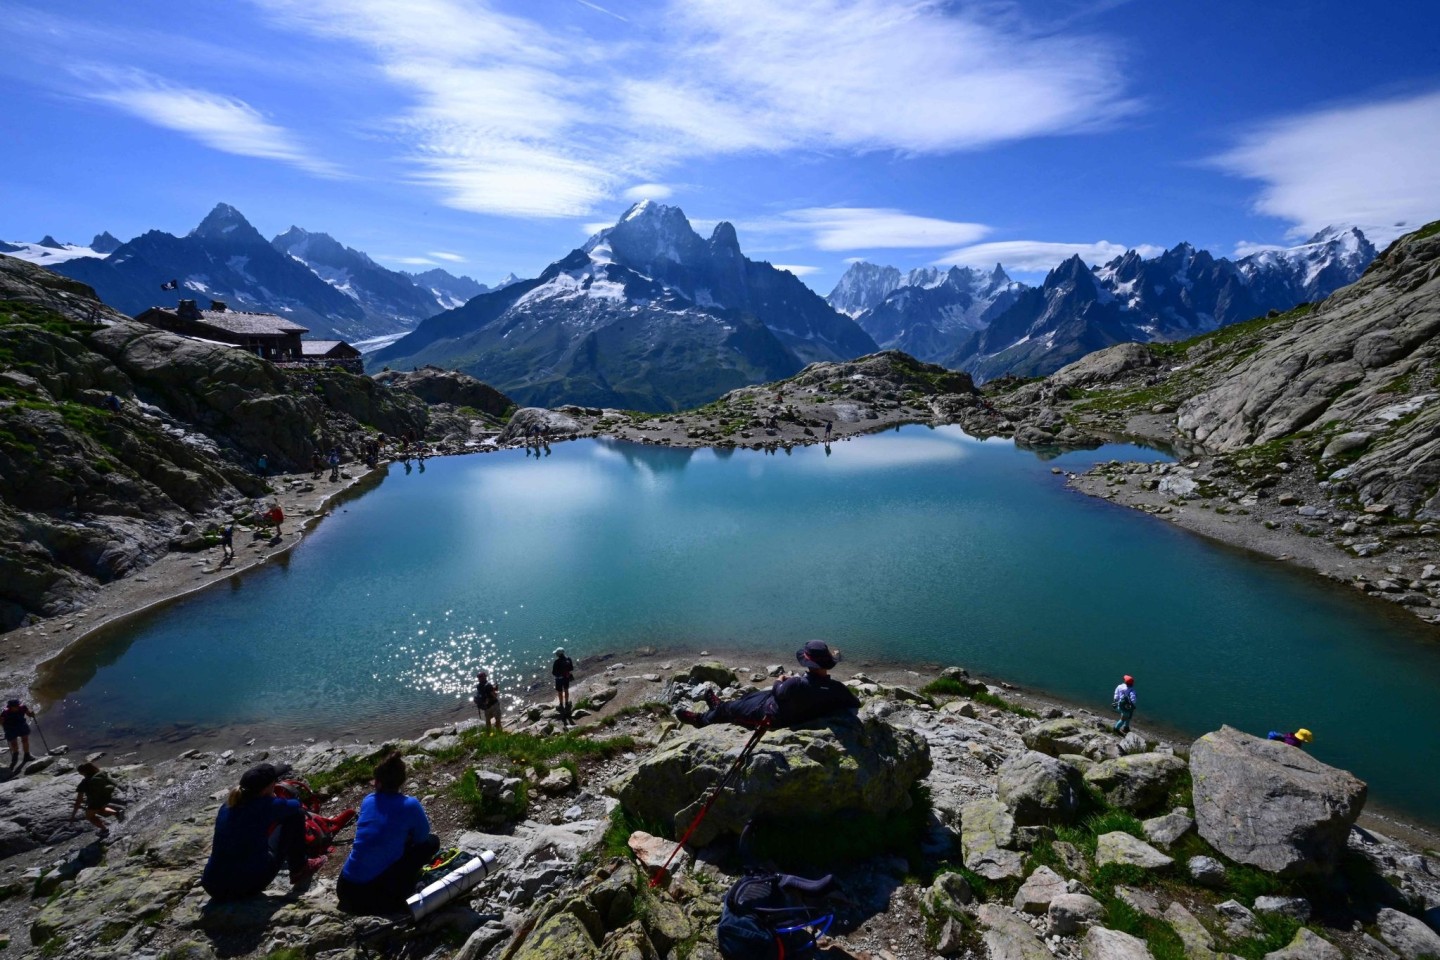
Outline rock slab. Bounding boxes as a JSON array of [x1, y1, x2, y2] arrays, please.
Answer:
[[1096, 832, 1174, 871], [1190, 726, 1366, 877]]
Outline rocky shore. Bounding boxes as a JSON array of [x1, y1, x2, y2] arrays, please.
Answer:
[[1, 653, 1437, 960]]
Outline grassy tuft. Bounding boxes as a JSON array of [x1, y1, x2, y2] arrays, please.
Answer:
[[451, 767, 528, 825]]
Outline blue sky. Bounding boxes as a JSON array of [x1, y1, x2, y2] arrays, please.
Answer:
[[3, 0, 1439, 290]]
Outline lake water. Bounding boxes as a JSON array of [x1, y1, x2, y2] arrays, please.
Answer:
[[38, 427, 1440, 824]]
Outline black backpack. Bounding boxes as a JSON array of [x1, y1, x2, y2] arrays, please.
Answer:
[[716, 873, 835, 960]]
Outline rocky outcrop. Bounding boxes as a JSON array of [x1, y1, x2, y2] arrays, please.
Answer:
[[1189, 726, 1367, 877], [1050, 343, 1162, 392], [1095, 832, 1174, 870], [373, 366, 514, 418], [962, 797, 1025, 880], [997, 751, 1083, 825], [607, 713, 930, 846], [1084, 926, 1155, 960], [1375, 907, 1440, 960], [1082, 753, 1186, 813], [1264, 928, 1344, 960]]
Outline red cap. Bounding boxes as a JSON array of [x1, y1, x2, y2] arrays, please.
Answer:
[[1123, 675, 1134, 684]]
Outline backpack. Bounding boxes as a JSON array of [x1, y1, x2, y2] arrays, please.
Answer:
[[418, 848, 478, 889], [272, 777, 356, 856], [716, 873, 835, 960]]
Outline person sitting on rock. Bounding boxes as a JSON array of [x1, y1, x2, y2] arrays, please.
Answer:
[[336, 751, 441, 915], [1267, 728, 1313, 749], [1112, 675, 1137, 734], [2, 698, 36, 768], [69, 762, 125, 838], [676, 640, 861, 729], [201, 762, 325, 900]]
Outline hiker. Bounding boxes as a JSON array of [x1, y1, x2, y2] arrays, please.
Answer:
[[473, 670, 502, 734], [1112, 675, 1137, 734], [823, 420, 832, 440], [328, 448, 341, 482], [219, 522, 235, 562], [69, 762, 125, 838], [311, 452, 323, 479], [104, 393, 122, 414], [552, 648, 574, 715], [266, 503, 285, 537], [677, 640, 860, 729], [201, 762, 325, 900], [1268, 728, 1313, 749], [336, 751, 441, 915], [2, 699, 36, 768], [256, 454, 268, 477]]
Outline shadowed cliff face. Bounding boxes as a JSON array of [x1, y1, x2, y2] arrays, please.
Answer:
[[0, 254, 430, 630]]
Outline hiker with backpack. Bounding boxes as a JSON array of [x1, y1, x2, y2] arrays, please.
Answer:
[[219, 522, 235, 563], [336, 750, 441, 915], [1268, 728, 1313, 749], [473, 670, 502, 734], [676, 640, 860, 729], [201, 762, 326, 899], [69, 762, 125, 838], [1112, 674, 1137, 734], [2, 699, 37, 769], [552, 648, 574, 716]]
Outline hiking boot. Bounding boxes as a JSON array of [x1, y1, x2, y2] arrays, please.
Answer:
[[21, 754, 34, 763], [703, 690, 721, 709], [675, 709, 704, 727], [290, 855, 327, 889]]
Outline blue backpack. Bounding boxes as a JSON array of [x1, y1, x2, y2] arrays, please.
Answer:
[[716, 873, 835, 960]]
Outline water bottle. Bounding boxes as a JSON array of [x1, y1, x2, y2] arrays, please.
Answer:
[[406, 850, 498, 921]]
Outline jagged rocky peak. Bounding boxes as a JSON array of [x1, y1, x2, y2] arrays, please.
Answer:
[[90, 231, 122, 254], [827, 261, 905, 316], [36, 235, 65, 249], [190, 202, 267, 245], [272, 225, 359, 263], [1047, 254, 1097, 287], [709, 220, 741, 253], [586, 199, 707, 269]]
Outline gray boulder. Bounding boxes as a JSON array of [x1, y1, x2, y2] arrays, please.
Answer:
[[684, 662, 739, 688], [926, 872, 974, 918], [1083, 753, 1186, 813], [1254, 897, 1312, 921], [1264, 929, 1344, 960], [977, 904, 1052, 960], [1188, 856, 1227, 888], [1048, 894, 1105, 935], [1023, 718, 1091, 757], [609, 713, 928, 846], [1163, 902, 1217, 960], [1014, 866, 1068, 914], [1142, 809, 1195, 848], [998, 751, 1084, 825], [1190, 726, 1366, 877], [1096, 832, 1174, 871], [962, 798, 1025, 880], [1376, 907, 1440, 960], [1084, 927, 1155, 960]]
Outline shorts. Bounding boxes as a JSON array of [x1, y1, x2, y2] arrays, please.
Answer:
[[3, 727, 27, 742], [481, 703, 501, 721], [554, 677, 570, 692]]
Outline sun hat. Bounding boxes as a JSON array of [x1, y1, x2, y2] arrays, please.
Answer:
[[796, 640, 840, 671], [554, 648, 565, 656], [239, 762, 287, 792], [1295, 728, 1314, 743]]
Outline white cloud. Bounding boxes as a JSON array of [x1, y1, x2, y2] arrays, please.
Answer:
[[383, 255, 439, 265], [244, 0, 1133, 218], [1231, 241, 1286, 258], [1211, 90, 1440, 244], [623, 183, 675, 201], [772, 264, 821, 277], [428, 251, 466, 262], [936, 240, 1164, 272], [785, 207, 989, 250], [83, 71, 340, 177]]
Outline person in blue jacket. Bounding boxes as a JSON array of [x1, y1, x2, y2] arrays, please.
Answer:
[[201, 763, 325, 899], [336, 750, 441, 915]]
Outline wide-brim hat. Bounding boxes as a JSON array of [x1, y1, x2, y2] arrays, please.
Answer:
[[796, 640, 840, 671], [239, 761, 291, 792]]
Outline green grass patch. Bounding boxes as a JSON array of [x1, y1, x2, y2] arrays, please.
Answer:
[[599, 805, 674, 862], [305, 744, 398, 794], [920, 677, 971, 697], [452, 767, 529, 825], [972, 690, 1039, 718], [458, 727, 637, 767]]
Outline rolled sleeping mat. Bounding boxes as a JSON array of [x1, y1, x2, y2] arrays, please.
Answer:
[[407, 850, 498, 921]]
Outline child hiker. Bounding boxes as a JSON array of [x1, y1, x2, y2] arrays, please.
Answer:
[[70, 762, 125, 838]]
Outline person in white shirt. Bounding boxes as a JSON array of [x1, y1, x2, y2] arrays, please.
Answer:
[[1112, 675, 1137, 734]]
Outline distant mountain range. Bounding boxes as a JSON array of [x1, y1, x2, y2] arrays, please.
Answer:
[[373, 201, 879, 411], [10, 205, 503, 343], [830, 226, 1377, 382]]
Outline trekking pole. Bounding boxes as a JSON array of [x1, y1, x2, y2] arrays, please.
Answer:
[[31, 716, 51, 754], [649, 716, 771, 888]]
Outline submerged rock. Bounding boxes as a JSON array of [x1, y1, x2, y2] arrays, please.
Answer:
[[1190, 726, 1367, 877]]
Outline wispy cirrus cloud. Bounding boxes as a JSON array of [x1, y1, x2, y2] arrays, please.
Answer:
[[936, 239, 1163, 272], [81, 70, 341, 177], [772, 264, 821, 277], [428, 251, 466, 262], [1211, 89, 1440, 244], [623, 183, 675, 201], [243, 0, 1133, 218], [784, 207, 990, 250]]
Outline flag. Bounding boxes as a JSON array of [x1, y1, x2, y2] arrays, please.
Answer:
[[160, 279, 178, 291]]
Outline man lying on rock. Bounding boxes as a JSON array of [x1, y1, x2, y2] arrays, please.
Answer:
[[677, 640, 860, 729]]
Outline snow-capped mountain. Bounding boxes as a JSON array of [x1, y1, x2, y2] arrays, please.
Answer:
[[830, 263, 1027, 363], [404, 268, 516, 311], [272, 226, 443, 334], [0, 234, 115, 265], [945, 228, 1378, 382], [372, 201, 878, 411]]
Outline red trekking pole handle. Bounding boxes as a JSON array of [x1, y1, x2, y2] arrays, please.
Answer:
[[648, 716, 771, 888]]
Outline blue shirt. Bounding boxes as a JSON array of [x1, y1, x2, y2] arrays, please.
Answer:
[[201, 796, 303, 898], [341, 791, 431, 884]]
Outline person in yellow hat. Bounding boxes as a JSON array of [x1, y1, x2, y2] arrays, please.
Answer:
[[1267, 728, 1313, 748]]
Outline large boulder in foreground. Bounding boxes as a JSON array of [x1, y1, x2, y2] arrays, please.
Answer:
[[608, 714, 930, 847], [997, 751, 1083, 825], [1190, 726, 1366, 877], [1083, 753, 1186, 814]]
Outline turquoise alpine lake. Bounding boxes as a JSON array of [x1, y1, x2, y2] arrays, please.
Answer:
[[40, 426, 1440, 824]]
